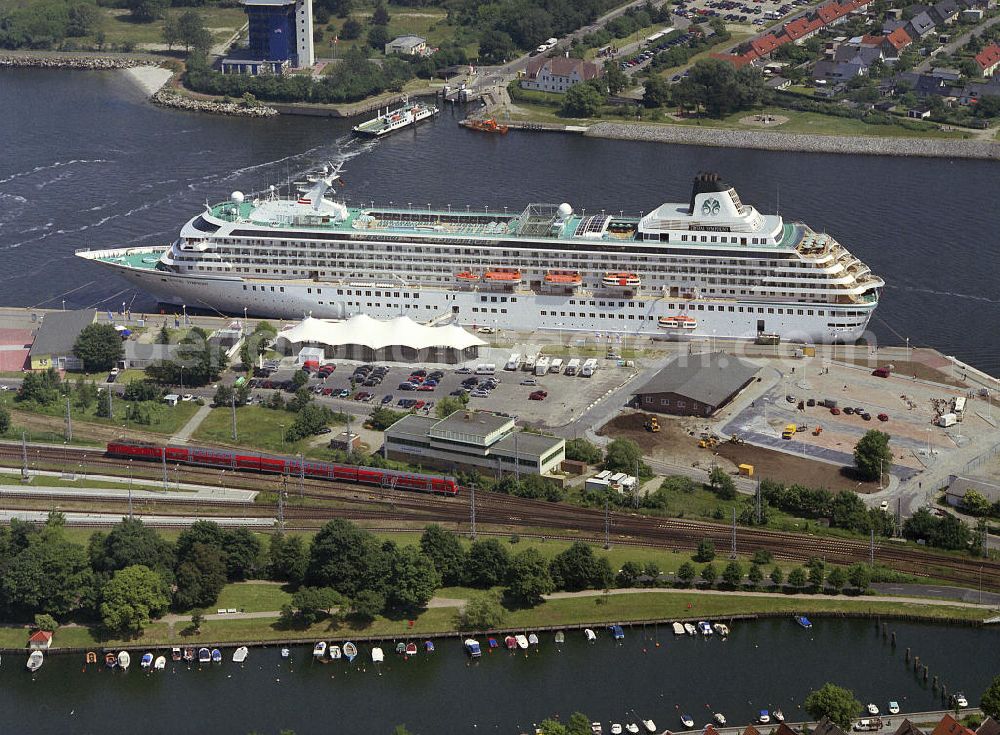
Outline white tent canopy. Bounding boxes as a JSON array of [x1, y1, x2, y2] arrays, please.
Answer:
[[277, 315, 486, 352]]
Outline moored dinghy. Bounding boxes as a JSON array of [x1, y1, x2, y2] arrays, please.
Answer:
[[281, 648, 290, 659], [773, 709, 785, 723], [611, 725, 623, 734], [343, 642, 358, 662], [233, 646, 248, 664], [183, 648, 195, 662], [505, 635, 517, 650], [371, 647, 384, 664], [584, 628, 597, 642], [672, 622, 685, 635], [464, 639, 481, 658], [118, 651, 131, 670], [313, 641, 327, 658], [643, 719, 656, 733], [714, 713, 727, 726], [625, 724, 640, 734], [197, 648, 211, 664], [424, 640, 435, 653], [395, 642, 407, 655], [105, 652, 117, 668], [555, 631, 565, 644], [680, 713, 695, 728], [171, 647, 182, 662], [516, 634, 529, 650], [154, 655, 166, 671], [211, 649, 222, 663], [405, 642, 418, 656], [683, 623, 696, 636], [527, 633, 539, 647], [610, 625, 625, 641], [329, 645, 341, 660], [140, 653, 153, 669], [27, 651, 43, 672]]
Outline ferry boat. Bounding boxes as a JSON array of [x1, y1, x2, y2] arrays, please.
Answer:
[[352, 98, 439, 137], [77, 172, 883, 344]]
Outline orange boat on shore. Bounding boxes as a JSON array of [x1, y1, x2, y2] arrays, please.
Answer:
[[465, 117, 509, 134]]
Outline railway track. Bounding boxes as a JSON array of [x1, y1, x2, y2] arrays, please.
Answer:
[[1, 443, 998, 591]]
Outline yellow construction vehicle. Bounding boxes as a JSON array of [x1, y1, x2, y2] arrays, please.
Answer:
[[645, 415, 661, 433]]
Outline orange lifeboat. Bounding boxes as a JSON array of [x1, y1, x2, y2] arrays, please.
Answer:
[[466, 117, 509, 134], [658, 315, 697, 330], [484, 268, 521, 283], [602, 272, 640, 288], [544, 270, 582, 286], [455, 271, 480, 282]]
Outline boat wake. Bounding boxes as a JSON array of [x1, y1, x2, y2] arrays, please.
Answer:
[[884, 283, 1000, 306], [0, 158, 110, 186]]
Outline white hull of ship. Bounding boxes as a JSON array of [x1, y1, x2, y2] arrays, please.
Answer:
[[95, 253, 874, 344]]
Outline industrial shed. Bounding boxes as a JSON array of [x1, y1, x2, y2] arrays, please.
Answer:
[[275, 314, 486, 364], [633, 352, 761, 417]]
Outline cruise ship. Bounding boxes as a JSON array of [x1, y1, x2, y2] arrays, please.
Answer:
[[76, 172, 883, 343]]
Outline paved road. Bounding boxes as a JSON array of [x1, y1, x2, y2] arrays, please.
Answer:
[[872, 582, 1000, 607], [171, 402, 214, 444], [0, 483, 256, 503], [0, 509, 274, 526]]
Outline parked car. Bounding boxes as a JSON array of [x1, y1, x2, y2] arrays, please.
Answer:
[[337, 388, 350, 398], [315, 427, 332, 435], [529, 390, 548, 401], [417, 384, 435, 392], [455, 367, 473, 374], [470, 390, 490, 398], [382, 394, 393, 405], [844, 406, 854, 415], [398, 382, 417, 391], [830, 407, 841, 415], [877, 413, 889, 422], [520, 378, 538, 386]]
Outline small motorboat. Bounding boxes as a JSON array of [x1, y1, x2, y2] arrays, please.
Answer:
[[371, 647, 385, 664], [584, 628, 597, 642], [104, 652, 117, 668], [672, 622, 685, 635], [424, 640, 435, 653], [758, 710, 771, 724], [713, 623, 730, 637], [954, 693, 969, 708], [795, 615, 813, 629], [140, 653, 153, 669], [527, 633, 539, 646], [405, 642, 418, 656], [26, 651, 43, 672], [313, 641, 327, 658], [867, 704, 879, 716], [343, 642, 358, 662], [610, 625, 625, 641], [774, 709, 785, 723], [233, 646, 248, 664], [197, 648, 211, 664], [488, 637, 498, 649], [183, 647, 195, 662], [683, 623, 697, 636], [85, 651, 97, 665], [211, 649, 222, 663], [697, 621, 713, 636], [643, 719, 656, 733], [888, 701, 900, 715], [329, 645, 342, 660], [395, 642, 407, 655], [516, 634, 529, 650], [554, 631, 565, 644], [626, 724, 640, 734], [714, 713, 727, 726], [611, 725, 623, 735], [505, 635, 518, 650], [154, 656, 166, 671], [281, 648, 290, 659], [171, 647, 182, 662], [680, 714, 695, 729], [464, 639, 481, 658], [592, 723, 603, 734], [118, 651, 131, 670]]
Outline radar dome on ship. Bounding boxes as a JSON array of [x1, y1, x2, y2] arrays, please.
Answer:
[[231, 191, 245, 204], [557, 202, 573, 218]]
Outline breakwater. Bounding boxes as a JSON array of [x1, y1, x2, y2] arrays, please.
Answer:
[[0, 52, 151, 70], [585, 121, 1000, 160], [150, 89, 278, 117]]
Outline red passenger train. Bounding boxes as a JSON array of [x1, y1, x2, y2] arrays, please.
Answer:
[[106, 441, 459, 496]]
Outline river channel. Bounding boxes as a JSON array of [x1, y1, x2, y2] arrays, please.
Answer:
[[1, 68, 1000, 372], [4, 618, 997, 734]]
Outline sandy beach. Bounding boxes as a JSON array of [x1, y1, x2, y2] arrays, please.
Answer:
[[124, 65, 173, 95]]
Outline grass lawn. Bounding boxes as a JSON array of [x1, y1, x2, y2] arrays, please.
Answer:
[[198, 582, 293, 615], [0, 623, 172, 650], [80, 6, 246, 47], [192, 405, 345, 459], [0, 392, 201, 436], [319, 4, 476, 57]]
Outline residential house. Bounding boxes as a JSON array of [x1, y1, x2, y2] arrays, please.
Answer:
[[766, 75, 792, 89], [835, 41, 884, 65], [908, 106, 932, 117], [892, 721, 927, 735], [27, 309, 97, 371], [749, 33, 785, 58], [384, 35, 428, 56], [784, 15, 825, 43], [961, 8, 984, 21], [976, 718, 1000, 735], [929, 66, 962, 81], [814, 59, 868, 81], [931, 715, 977, 735], [0, 328, 33, 372], [521, 56, 602, 94], [812, 719, 849, 735], [884, 27, 914, 57], [883, 18, 910, 33], [28, 630, 53, 650], [975, 43, 1000, 77], [906, 11, 937, 38], [930, 0, 961, 24]]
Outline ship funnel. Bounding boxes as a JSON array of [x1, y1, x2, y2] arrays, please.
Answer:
[[688, 172, 729, 215]]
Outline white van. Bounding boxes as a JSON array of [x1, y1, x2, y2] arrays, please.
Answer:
[[549, 357, 563, 373], [564, 358, 581, 376], [581, 358, 599, 377], [505, 354, 521, 371], [475, 364, 496, 375], [535, 356, 550, 376]]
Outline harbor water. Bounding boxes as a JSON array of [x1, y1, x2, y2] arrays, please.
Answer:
[[3, 619, 998, 734]]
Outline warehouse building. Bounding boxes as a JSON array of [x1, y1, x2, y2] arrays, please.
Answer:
[[633, 352, 761, 417], [384, 410, 565, 476], [275, 314, 485, 364]]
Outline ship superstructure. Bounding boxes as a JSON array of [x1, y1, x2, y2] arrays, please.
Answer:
[[77, 172, 883, 343]]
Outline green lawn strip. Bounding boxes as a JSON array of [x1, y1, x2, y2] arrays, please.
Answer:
[[192, 406, 344, 460], [80, 7, 246, 47], [197, 582, 293, 615], [0, 471, 135, 490], [0, 623, 172, 650], [0, 392, 201, 435]]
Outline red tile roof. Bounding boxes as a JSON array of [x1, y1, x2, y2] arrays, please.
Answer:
[[28, 630, 53, 643], [886, 26, 913, 50], [784, 15, 824, 39], [976, 43, 1000, 71], [932, 715, 977, 735], [713, 51, 759, 68], [817, 2, 846, 23], [750, 33, 785, 55], [861, 33, 884, 46]]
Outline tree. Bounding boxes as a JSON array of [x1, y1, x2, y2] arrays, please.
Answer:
[[804, 683, 861, 729], [435, 395, 466, 418], [340, 18, 363, 40], [538, 720, 568, 735], [700, 562, 717, 585], [565, 438, 603, 464], [386, 546, 440, 610], [808, 560, 826, 590], [268, 533, 307, 585], [88, 517, 175, 577], [549, 542, 613, 591], [695, 538, 716, 562], [287, 586, 343, 625], [458, 590, 507, 629], [560, 82, 605, 118], [100, 564, 170, 635], [847, 563, 871, 591], [769, 566, 784, 586], [604, 437, 646, 475], [854, 430, 892, 481], [420, 525, 466, 586], [708, 466, 737, 500], [67, 3, 101, 36], [747, 563, 763, 588], [981, 675, 1000, 720], [0, 404, 9, 435], [73, 323, 123, 373], [961, 490, 991, 516], [128, 0, 169, 22], [348, 589, 386, 620], [286, 402, 336, 440], [722, 560, 743, 588], [506, 547, 555, 604], [616, 560, 642, 588], [566, 713, 593, 735], [173, 542, 228, 609], [33, 613, 58, 632], [306, 520, 390, 598], [787, 566, 807, 590], [827, 566, 847, 593], [676, 561, 696, 586], [162, 14, 182, 50], [642, 73, 670, 108], [673, 58, 766, 117], [1, 537, 93, 617], [17, 368, 61, 405], [604, 61, 627, 95], [221, 528, 262, 581], [464, 539, 511, 588], [368, 25, 390, 50], [478, 29, 515, 64], [371, 2, 390, 25]]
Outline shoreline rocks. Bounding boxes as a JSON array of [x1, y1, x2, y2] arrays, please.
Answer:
[[150, 89, 278, 117], [585, 121, 1000, 161], [0, 53, 148, 70]]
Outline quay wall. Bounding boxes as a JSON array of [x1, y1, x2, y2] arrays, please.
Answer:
[[584, 121, 1000, 161]]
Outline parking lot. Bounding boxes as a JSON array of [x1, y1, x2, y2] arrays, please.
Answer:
[[674, 0, 817, 29], [246, 350, 638, 430]]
